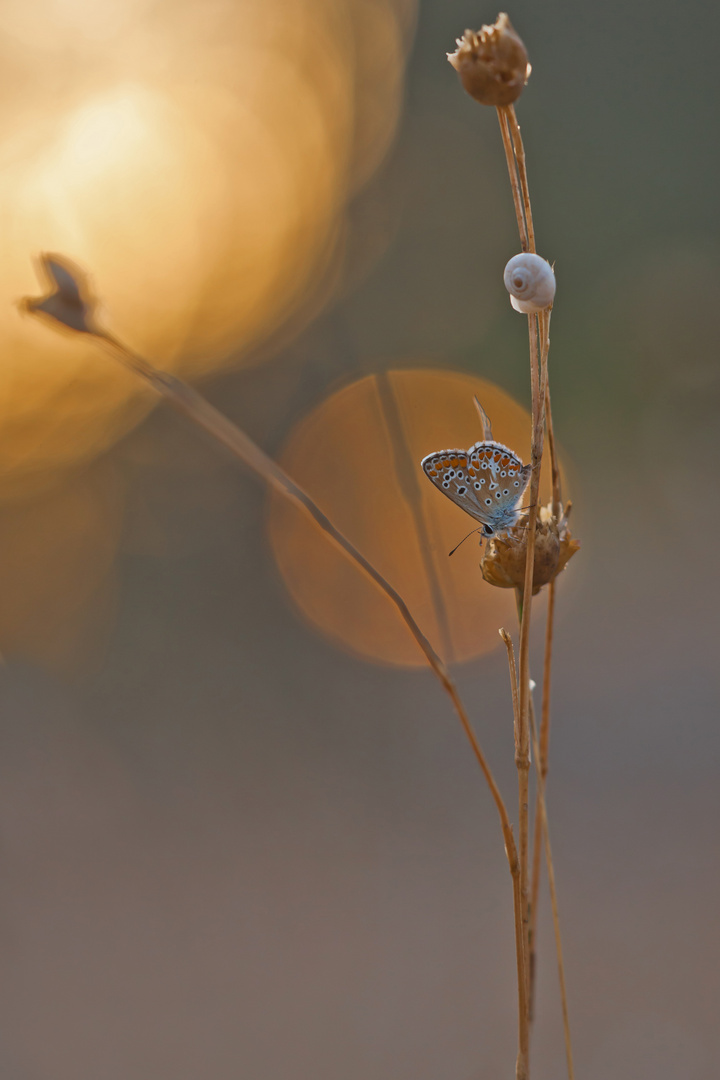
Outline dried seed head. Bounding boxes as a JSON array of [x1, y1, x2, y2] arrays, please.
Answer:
[[480, 502, 579, 595], [447, 14, 530, 107], [20, 253, 98, 335]]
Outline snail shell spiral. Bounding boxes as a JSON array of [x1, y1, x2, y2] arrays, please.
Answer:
[[503, 253, 555, 313]]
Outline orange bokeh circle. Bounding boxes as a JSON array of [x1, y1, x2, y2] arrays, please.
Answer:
[[267, 368, 555, 668]]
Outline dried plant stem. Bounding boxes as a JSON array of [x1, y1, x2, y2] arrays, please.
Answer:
[[497, 107, 529, 251], [506, 105, 535, 253], [92, 331, 527, 978], [517, 311, 544, 876], [509, 610, 573, 1080], [95, 336, 442, 692], [544, 380, 562, 519], [528, 577, 555, 1015], [528, 308, 560, 1022], [516, 661, 531, 1014], [500, 629, 530, 1080], [498, 99, 543, 1080], [498, 102, 569, 1080], [528, 692, 575, 1080], [534, 319, 563, 1024], [536, 308, 562, 520]]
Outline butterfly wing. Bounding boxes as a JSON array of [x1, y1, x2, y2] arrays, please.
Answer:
[[467, 441, 532, 523], [422, 441, 532, 532], [421, 448, 495, 527]]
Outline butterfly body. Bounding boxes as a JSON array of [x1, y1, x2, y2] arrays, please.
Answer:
[[421, 439, 531, 538]]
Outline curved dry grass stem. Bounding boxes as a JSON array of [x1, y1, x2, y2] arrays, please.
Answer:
[[92, 331, 523, 899], [23, 251, 531, 1076]]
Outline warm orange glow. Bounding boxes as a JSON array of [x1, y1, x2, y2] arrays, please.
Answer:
[[0, 461, 123, 670], [0, 0, 416, 667], [267, 369, 558, 668], [0, 0, 415, 497], [62, 94, 146, 172]]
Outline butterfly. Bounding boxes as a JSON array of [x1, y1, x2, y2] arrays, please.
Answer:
[[421, 399, 532, 540]]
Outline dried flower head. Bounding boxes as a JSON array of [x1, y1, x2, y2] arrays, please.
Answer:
[[481, 502, 579, 595], [20, 253, 97, 334], [447, 14, 530, 107]]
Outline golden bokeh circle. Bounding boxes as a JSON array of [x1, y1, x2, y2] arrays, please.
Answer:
[[0, 0, 415, 497], [267, 368, 555, 668], [0, 0, 418, 666]]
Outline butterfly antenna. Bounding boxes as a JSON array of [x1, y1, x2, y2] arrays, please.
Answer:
[[473, 397, 493, 441], [448, 527, 482, 557]]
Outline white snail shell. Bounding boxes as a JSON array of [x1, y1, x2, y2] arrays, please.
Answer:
[[503, 253, 555, 313]]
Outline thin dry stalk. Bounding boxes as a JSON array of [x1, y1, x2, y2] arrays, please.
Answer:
[[516, 308, 544, 931], [528, 578, 555, 1016], [506, 104, 535, 253], [498, 101, 571, 1080], [98, 328, 543, 1068], [527, 308, 560, 1022], [544, 382, 561, 515], [536, 309, 562, 518], [543, 405, 562, 522], [527, 694, 575, 1080], [497, 107, 529, 251], [500, 629, 530, 1080], [91, 332, 525, 892], [516, 671, 531, 1012], [497, 101, 543, 1080]]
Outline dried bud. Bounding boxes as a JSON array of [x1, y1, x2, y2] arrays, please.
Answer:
[[447, 14, 530, 107], [20, 253, 97, 335], [481, 502, 579, 595]]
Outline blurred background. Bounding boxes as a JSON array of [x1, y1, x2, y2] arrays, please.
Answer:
[[0, 0, 718, 1077]]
